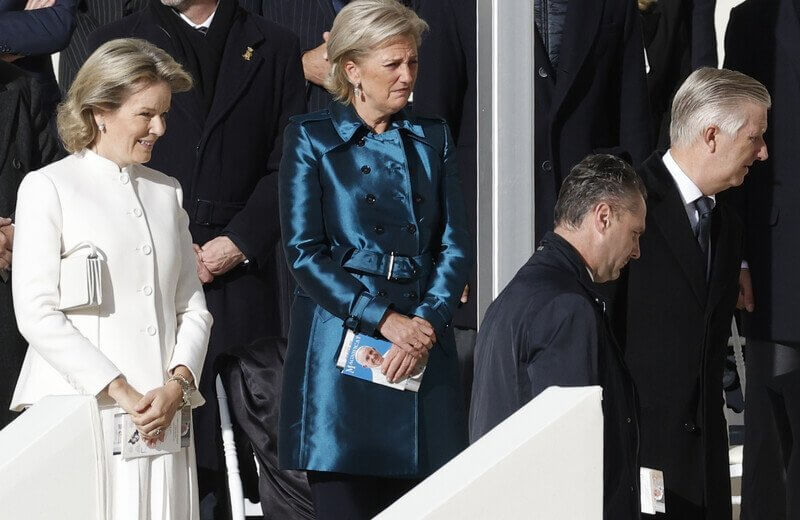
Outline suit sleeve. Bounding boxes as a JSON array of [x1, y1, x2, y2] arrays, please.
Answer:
[[691, 0, 718, 68], [526, 294, 600, 396], [279, 120, 393, 335], [167, 177, 212, 394], [12, 171, 122, 396], [223, 35, 307, 266], [0, 0, 77, 56], [618, 0, 654, 166], [411, 123, 472, 335]]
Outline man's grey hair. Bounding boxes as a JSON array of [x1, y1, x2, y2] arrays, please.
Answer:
[[669, 67, 771, 148], [554, 154, 647, 229]]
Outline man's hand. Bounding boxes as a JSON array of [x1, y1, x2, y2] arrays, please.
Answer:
[[0, 54, 22, 63], [25, 0, 55, 9], [0, 218, 13, 271], [193, 244, 214, 284], [301, 32, 330, 87], [199, 236, 246, 277], [737, 268, 755, 312]]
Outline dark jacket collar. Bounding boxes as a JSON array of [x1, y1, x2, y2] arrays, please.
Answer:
[[328, 101, 426, 143], [535, 231, 605, 304]]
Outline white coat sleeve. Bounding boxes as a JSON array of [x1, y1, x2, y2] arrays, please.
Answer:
[[167, 177, 212, 387], [12, 171, 122, 396]]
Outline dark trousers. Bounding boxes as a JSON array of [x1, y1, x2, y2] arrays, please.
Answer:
[[454, 327, 477, 414], [742, 340, 800, 520], [306, 471, 420, 520]]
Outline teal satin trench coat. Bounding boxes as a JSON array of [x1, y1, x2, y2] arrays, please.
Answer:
[[277, 101, 471, 477]]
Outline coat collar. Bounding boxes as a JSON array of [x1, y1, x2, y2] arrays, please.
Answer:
[[535, 231, 607, 308], [328, 101, 426, 144]]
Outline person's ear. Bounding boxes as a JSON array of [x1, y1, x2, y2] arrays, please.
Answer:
[[703, 125, 719, 153], [343, 60, 361, 86], [92, 109, 108, 134], [594, 202, 613, 233]]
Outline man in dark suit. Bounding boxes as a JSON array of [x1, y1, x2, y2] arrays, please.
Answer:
[[58, 0, 147, 93], [471, 154, 646, 520], [0, 60, 61, 428], [612, 68, 769, 520], [724, 2, 800, 517], [88, 1, 305, 517], [534, 0, 652, 242]]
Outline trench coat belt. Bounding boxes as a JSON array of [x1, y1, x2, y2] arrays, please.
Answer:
[[191, 199, 245, 226], [329, 245, 432, 281]]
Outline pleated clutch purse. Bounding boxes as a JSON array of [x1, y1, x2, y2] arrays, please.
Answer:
[[57, 241, 104, 311]]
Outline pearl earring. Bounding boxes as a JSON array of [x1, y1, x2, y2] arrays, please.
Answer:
[[98, 122, 106, 133], [354, 83, 362, 98]]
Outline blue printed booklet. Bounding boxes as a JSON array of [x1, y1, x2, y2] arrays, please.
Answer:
[[336, 330, 425, 392]]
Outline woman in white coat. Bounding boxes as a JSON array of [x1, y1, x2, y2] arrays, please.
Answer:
[[10, 38, 213, 519]]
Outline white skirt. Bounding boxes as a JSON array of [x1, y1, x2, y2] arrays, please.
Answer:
[[99, 407, 200, 520]]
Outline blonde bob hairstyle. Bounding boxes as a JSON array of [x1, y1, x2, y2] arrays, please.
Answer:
[[57, 38, 193, 154], [325, 0, 428, 105]]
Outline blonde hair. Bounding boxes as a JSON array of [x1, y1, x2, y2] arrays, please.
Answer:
[[325, 0, 428, 104], [670, 67, 771, 148], [57, 38, 193, 153]]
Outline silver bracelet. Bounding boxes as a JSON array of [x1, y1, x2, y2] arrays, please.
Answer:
[[166, 373, 192, 407]]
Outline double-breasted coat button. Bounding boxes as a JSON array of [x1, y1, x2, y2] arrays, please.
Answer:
[[377, 290, 388, 297], [361, 165, 371, 174], [133, 208, 142, 217], [406, 224, 417, 234], [626, 417, 632, 424], [541, 160, 552, 172], [11, 157, 21, 170], [413, 193, 424, 204], [142, 285, 153, 296], [146, 326, 157, 336], [405, 291, 417, 300], [365, 194, 376, 204], [374, 224, 384, 234], [683, 422, 698, 433], [357, 138, 366, 147], [537, 67, 549, 78], [142, 244, 152, 255]]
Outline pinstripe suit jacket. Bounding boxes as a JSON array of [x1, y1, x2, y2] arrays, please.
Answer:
[[57, 0, 147, 93]]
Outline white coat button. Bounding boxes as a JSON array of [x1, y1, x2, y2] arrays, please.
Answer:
[[142, 244, 152, 255], [133, 208, 142, 217], [146, 326, 157, 336], [143, 285, 153, 296], [119, 174, 129, 184]]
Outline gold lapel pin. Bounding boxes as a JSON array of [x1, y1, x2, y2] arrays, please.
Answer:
[[242, 47, 254, 61]]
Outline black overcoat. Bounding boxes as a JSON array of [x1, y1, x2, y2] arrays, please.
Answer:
[[412, 0, 477, 329], [611, 152, 742, 520], [0, 62, 61, 427], [88, 1, 306, 470], [723, 0, 800, 345], [640, 0, 717, 146], [534, 0, 652, 241], [470, 232, 640, 520]]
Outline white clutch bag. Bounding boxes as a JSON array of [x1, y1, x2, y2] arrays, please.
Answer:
[[58, 241, 104, 311]]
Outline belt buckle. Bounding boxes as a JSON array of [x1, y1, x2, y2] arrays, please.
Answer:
[[386, 251, 396, 280]]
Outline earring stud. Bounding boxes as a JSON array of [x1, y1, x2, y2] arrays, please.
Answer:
[[98, 122, 106, 132], [354, 83, 362, 98]]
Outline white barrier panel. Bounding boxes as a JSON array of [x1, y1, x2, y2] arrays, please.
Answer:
[[0, 396, 105, 520], [377, 386, 604, 520]]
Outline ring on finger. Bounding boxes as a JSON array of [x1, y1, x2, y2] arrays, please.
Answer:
[[153, 428, 162, 436]]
